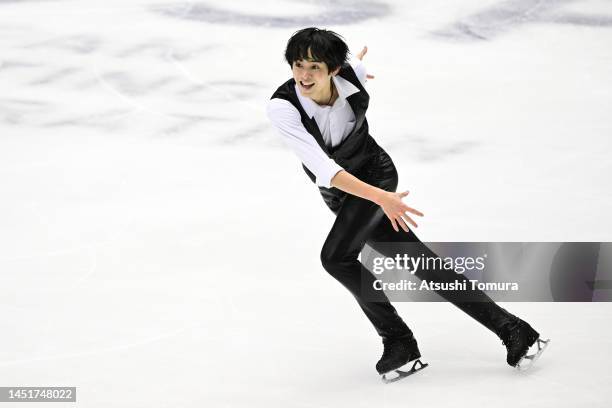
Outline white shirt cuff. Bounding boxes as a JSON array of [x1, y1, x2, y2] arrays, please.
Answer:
[[316, 161, 344, 188], [350, 59, 368, 86]]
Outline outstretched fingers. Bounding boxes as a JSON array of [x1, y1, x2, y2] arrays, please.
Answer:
[[387, 213, 415, 232], [383, 190, 425, 232], [396, 215, 411, 232], [399, 191, 424, 217], [356, 45, 368, 60], [403, 205, 424, 217], [388, 213, 399, 232], [400, 213, 418, 229]]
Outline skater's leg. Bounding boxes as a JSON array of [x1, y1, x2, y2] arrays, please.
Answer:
[[320, 191, 413, 339], [353, 147, 545, 368], [366, 222, 520, 339]]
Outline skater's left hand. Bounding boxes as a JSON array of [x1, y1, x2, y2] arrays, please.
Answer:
[[375, 190, 424, 233], [356, 46, 375, 80]]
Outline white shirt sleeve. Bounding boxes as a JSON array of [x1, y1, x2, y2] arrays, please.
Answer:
[[350, 59, 368, 87], [266, 98, 344, 188]]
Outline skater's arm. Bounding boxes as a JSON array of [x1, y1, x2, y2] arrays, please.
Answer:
[[266, 99, 344, 188], [330, 170, 423, 233], [351, 46, 375, 86], [336, 47, 421, 231]]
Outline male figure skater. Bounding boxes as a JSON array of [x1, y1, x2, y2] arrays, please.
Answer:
[[266, 27, 548, 382]]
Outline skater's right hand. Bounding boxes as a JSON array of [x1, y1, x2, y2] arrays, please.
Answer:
[[375, 190, 424, 233], [356, 46, 375, 80]]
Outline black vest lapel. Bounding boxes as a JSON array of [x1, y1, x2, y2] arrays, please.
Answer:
[[337, 64, 368, 134]]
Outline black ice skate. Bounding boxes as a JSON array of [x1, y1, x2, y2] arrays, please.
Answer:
[[376, 335, 428, 383], [501, 320, 550, 371]]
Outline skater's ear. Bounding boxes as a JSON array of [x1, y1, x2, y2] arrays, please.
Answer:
[[330, 66, 341, 77]]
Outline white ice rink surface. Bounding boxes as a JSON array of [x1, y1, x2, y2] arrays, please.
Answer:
[[1, 0, 612, 407]]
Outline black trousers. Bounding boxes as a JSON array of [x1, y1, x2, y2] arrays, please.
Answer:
[[319, 146, 519, 340]]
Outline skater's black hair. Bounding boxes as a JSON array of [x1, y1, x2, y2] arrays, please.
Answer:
[[284, 27, 349, 72]]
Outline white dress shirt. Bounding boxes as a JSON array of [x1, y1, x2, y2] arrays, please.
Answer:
[[266, 60, 368, 188]]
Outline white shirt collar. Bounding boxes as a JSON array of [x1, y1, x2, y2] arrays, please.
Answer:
[[295, 75, 361, 118]]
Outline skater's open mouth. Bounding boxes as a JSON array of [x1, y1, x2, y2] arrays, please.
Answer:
[[300, 81, 314, 90]]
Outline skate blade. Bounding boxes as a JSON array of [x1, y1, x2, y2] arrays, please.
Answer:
[[516, 338, 550, 371], [381, 359, 428, 384]]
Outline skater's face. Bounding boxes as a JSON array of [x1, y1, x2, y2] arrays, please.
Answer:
[[291, 48, 339, 100]]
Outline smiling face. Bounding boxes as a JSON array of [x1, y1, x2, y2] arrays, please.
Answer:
[[284, 28, 349, 102], [291, 48, 340, 101]]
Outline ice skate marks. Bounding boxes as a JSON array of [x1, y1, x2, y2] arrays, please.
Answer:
[[381, 359, 428, 384], [516, 338, 550, 371]]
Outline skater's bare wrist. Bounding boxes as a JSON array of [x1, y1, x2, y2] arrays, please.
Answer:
[[371, 189, 389, 206]]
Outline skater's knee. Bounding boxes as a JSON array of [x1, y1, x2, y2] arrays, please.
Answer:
[[320, 245, 336, 271], [320, 243, 344, 273]]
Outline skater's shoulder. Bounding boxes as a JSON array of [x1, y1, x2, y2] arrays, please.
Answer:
[[269, 77, 297, 100], [268, 80, 320, 120], [266, 97, 300, 124], [267, 97, 296, 112], [334, 59, 368, 88]]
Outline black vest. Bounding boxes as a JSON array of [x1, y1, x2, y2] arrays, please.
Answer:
[[270, 63, 380, 186]]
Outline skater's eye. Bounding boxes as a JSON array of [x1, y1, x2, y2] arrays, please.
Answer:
[[295, 62, 320, 70]]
